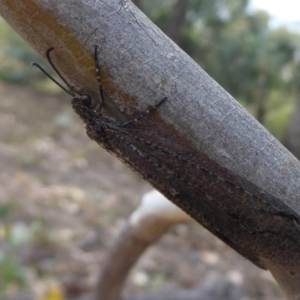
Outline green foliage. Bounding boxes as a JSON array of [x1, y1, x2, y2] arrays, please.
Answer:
[[0, 204, 13, 220], [0, 18, 45, 85], [0, 205, 27, 292], [264, 90, 295, 140], [0, 256, 26, 290], [0, 206, 61, 294], [140, 0, 300, 138]]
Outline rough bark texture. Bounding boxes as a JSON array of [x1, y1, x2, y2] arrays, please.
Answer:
[[1, 1, 300, 298]]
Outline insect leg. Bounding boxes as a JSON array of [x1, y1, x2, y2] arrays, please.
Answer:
[[121, 97, 167, 127]]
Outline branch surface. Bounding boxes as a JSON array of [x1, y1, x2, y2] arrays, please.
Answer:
[[1, 1, 300, 298]]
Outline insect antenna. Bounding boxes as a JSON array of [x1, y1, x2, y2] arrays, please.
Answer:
[[32, 48, 77, 97]]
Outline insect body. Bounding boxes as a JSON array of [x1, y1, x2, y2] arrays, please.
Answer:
[[32, 46, 300, 270], [32, 46, 166, 150]]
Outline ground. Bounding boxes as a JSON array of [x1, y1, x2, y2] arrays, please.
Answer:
[[0, 81, 284, 299]]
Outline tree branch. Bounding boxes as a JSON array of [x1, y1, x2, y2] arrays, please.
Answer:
[[95, 190, 193, 299], [1, 1, 300, 298]]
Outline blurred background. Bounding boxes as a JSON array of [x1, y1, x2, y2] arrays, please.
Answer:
[[0, 0, 300, 299]]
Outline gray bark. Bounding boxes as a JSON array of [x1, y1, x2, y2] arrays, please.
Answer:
[[1, 0, 300, 298]]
